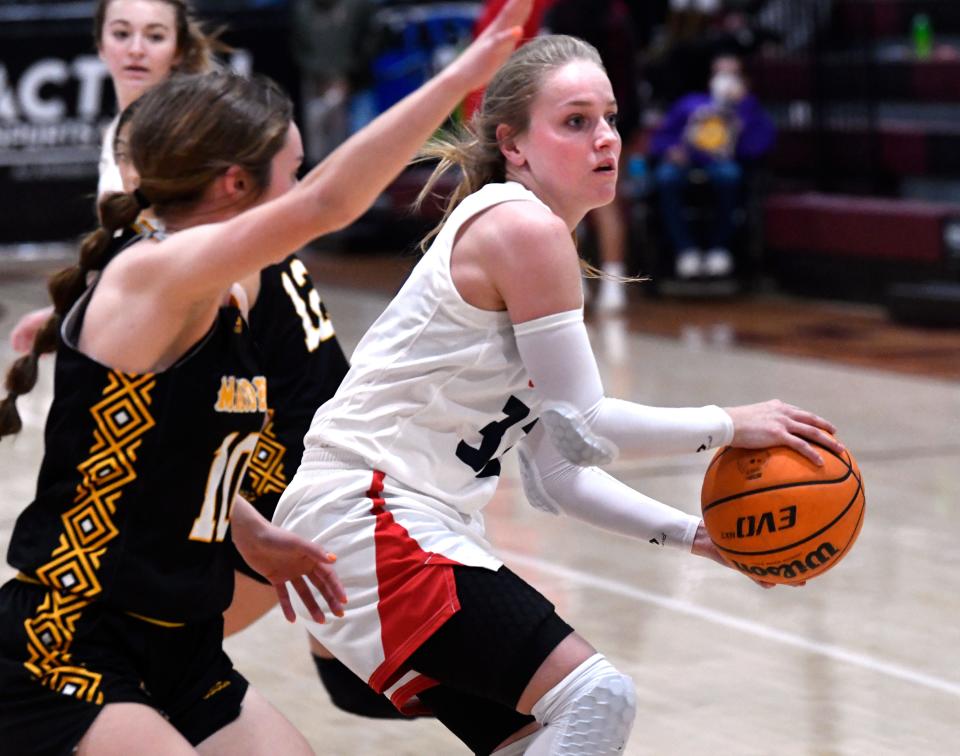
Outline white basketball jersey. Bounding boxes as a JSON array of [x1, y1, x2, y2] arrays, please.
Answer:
[[304, 181, 547, 514]]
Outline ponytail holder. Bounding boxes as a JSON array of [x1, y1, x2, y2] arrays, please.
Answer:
[[133, 189, 152, 210]]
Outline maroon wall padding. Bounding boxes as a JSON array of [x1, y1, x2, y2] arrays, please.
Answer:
[[912, 61, 960, 102], [749, 58, 813, 101], [751, 58, 960, 103], [836, 0, 960, 38], [880, 126, 929, 176], [764, 193, 956, 263], [769, 125, 939, 177], [836, 0, 903, 38]]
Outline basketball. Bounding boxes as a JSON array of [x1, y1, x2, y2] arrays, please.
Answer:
[[700, 443, 865, 585]]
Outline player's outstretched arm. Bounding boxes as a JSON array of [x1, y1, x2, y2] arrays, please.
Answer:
[[519, 428, 790, 588], [159, 0, 532, 304], [517, 423, 701, 551], [293, 0, 532, 232]]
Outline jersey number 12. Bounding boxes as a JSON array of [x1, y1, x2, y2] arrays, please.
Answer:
[[281, 258, 335, 352]]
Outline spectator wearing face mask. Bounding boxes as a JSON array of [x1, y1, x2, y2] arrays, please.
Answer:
[[649, 54, 775, 279]]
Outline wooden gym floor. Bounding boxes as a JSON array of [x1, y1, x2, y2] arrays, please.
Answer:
[[1, 245, 958, 755]]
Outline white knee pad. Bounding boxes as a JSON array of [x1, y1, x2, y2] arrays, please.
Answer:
[[525, 654, 636, 755]]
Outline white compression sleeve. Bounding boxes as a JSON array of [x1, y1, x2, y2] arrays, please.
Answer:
[[514, 309, 733, 464], [518, 423, 701, 551]]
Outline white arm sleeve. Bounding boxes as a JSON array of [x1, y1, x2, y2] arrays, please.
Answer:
[[514, 309, 733, 465], [517, 423, 700, 551]]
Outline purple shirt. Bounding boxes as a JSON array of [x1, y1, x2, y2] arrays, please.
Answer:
[[650, 93, 776, 166]]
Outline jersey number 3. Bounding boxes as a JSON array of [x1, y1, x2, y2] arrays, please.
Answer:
[[457, 396, 536, 478], [189, 431, 259, 543]]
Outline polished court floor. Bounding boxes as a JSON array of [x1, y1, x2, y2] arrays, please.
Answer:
[[1, 246, 958, 755]]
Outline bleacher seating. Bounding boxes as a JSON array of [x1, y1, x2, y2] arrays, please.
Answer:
[[751, 56, 960, 103], [745, 0, 960, 310], [769, 124, 960, 180], [765, 193, 956, 265], [834, 0, 960, 38], [764, 192, 960, 299]]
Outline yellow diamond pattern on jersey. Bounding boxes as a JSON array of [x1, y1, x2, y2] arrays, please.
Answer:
[[23, 590, 103, 704], [25, 371, 156, 704], [243, 410, 287, 499]]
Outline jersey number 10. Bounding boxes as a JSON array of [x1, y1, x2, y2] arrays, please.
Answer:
[[189, 431, 259, 543]]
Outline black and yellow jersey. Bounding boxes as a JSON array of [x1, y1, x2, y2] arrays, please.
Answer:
[[7, 268, 265, 624], [241, 254, 349, 518]]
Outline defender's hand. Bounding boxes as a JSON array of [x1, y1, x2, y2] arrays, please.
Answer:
[[230, 497, 347, 623]]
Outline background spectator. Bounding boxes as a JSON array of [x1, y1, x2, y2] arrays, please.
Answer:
[[648, 53, 775, 279]]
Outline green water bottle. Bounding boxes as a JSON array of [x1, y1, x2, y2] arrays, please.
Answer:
[[912, 13, 933, 59]]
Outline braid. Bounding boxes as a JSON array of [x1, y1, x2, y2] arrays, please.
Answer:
[[0, 391, 25, 438], [0, 354, 34, 437], [48, 191, 140, 317], [1, 191, 138, 439], [0, 313, 59, 439]]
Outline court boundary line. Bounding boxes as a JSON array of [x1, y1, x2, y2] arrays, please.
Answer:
[[501, 549, 960, 698]]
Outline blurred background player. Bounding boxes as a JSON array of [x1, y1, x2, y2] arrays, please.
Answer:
[[10, 0, 223, 351]]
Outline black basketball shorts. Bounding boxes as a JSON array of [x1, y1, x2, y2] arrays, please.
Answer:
[[406, 565, 574, 755], [0, 578, 248, 756]]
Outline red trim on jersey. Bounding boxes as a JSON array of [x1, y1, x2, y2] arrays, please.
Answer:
[[366, 470, 462, 695]]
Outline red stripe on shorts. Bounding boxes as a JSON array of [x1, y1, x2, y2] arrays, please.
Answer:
[[367, 470, 461, 695], [389, 673, 440, 716]]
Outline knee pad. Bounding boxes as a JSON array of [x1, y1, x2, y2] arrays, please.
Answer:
[[313, 654, 407, 719], [526, 654, 636, 755]]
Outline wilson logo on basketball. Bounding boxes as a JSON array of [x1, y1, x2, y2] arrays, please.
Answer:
[[735, 450, 771, 480], [722, 504, 797, 539], [730, 541, 838, 580]]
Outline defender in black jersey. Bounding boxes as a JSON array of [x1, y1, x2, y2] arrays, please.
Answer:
[[0, 233, 267, 753], [9, 275, 264, 620], [0, 11, 533, 750], [10, 165, 416, 725]]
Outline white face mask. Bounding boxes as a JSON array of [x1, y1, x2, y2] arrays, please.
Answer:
[[710, 72, 745, 104]]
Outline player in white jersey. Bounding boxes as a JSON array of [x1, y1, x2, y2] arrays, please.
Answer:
[[274, 34, 844, 755]]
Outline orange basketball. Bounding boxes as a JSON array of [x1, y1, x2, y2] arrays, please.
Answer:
[[700, 443, 865, 585]]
